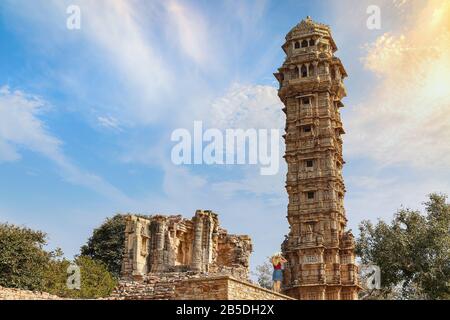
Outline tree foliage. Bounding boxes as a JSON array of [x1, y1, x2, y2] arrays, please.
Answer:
[[80, 214, 126, 277], [0, 223, 117, 298], [43, 256, 117, 299], [253, 260, 273, 289], [356, 193, 450, 299], [0, 223, 53, 290]]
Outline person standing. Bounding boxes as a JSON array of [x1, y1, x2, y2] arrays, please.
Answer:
[[271, 253, 287, 293]]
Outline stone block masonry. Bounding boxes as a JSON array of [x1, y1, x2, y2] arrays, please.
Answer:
[[111, 274, 294, 300]]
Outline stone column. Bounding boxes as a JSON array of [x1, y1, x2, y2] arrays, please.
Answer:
[[191, 214, 204, 272], [132, 222, 139, 275], [149, 219, 166, 272], [204, 216, 214, 269], [313, 61, 318, 77]]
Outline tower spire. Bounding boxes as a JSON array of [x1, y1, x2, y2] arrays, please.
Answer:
[[274, 18, 360, 300]]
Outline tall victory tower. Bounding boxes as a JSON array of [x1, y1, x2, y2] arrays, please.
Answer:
[[274, 17, 360, 300]]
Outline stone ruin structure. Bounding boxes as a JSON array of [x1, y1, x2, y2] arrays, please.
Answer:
[[121, 210, 252, 281], [114, 210, 293, 300], [274, 17, 360, 300]]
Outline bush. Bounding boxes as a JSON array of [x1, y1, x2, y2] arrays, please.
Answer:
[[43, 256, 117, 299], [357, 193, 450, 299], [0, 223, 52, 290], [0, 223, 117, 298], [80, 214, 126, 277], [253, 260, 273, 289]]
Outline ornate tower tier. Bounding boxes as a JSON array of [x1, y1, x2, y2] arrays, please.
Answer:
[[274, 17, 360, 300]]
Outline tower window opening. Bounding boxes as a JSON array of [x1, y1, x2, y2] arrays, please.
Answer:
[[309, 39, 315, 46], [307, 191, 315, 200], [301, 65, 308, 78], [306, 160, 314, 168], [294, 41, 300, 49], [302, 97, 310, 105], [303, 125, 311, 133], [293, 66, 299, 79], [301, 40, 308, 48], [309, 64, 314, 77]]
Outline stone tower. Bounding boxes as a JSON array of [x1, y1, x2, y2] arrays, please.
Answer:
[[274, 17, 360, 300]]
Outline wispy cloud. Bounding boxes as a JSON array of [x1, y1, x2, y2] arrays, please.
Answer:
[[97, 115, 122, 131], [0, 85, 131, 204], [0, 86, 61, 162], [164, 0, 213, 66], [209, 83, 284, 130], [75, 0, 173, 124], [346, 0, 450, 168]]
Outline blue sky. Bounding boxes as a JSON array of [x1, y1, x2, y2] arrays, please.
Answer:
[[1, 0, 449, 272]]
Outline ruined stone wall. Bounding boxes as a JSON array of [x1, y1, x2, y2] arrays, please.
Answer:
[[0, 280, 293, 301], [176, 277, 293, 300], [226, 278, 294, 300], [121, 210, 252, 281], [211, 230, 252, 280], [111, 274, 293, 300], [0, 286, 64, 300]]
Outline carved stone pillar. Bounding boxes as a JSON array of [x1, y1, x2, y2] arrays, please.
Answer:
[[191, 214, 204, 272]]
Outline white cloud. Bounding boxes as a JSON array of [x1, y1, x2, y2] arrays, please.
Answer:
[[224, 0, 268, 41], [327, 0, 450, 236], [121, 82, 287, 202], [346, 175, 396, 190], [346, 0, 450, 168], [209, 83, 284, 130], [346, 173, 450, 230], [76, 0, 173, 124], [0, 86, 61, 162], [164, 0, 213, 66], [206, 83, 286, 197], [2, 0, 277, 130], [393, 0, 409, 8], [97, 115, 122, 131], [0, 85, 131, 204], [211, 167, 286, 203], [70, 0, 226, 125]]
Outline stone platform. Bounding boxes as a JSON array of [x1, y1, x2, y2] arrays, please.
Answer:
[[111, 272, 294, 300]]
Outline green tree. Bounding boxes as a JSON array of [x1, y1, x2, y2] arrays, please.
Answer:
[[43, 256, 117, 299], [0, 223, 53, 290], [80, 214, 126, 277], [0, 222, 117, 298], [253, 260, 273, 289], [356, 193, 450, 300]]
